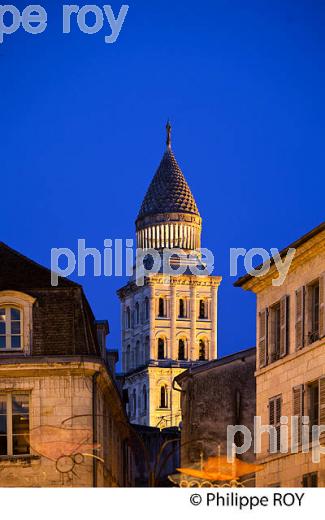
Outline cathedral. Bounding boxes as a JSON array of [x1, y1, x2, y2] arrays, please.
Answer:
[[118, 124, 222, 428]]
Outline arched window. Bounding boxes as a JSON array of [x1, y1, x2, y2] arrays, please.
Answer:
[[135, 302, 140, 324], [143, 385, 147, 413], [145, 336, 150, 362], [160, 385, 168, 408], [199, 339, 206, 361], [158, 298, 165, 318], [145, 297, 149, 321], [126, 345, 131, 371], [135, 340, 140, 366], [126, 307, 131, 328], [132, 389, 137, 417], [0, 307, 22, 350], [158, 338, 165, 359], [199, 299, 207, 319], [179, 299, 185, 318], [178, 339, 186, 360]]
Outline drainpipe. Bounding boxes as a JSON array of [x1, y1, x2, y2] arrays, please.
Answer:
[[92, 372, 100, 487]]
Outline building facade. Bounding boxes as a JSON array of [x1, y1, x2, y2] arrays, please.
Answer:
[[0, 242, 135, 487], [118, 125, 222, 428], [235, 222, 325, 487], [175, 347, 256, 484]]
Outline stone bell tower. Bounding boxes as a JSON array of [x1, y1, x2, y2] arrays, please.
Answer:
[[117, 123, 222, 428]]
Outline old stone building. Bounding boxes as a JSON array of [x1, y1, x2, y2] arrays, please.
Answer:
[[0, 242, 135, 487], [235, 222, 325, 487], [118, 124, 222, 428], [175, 347, 256, 484]]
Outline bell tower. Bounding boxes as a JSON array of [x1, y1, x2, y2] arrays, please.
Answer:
[[118, 123, 222, 428]]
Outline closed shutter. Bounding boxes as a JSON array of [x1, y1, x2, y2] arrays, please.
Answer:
[[319, 377, 325, 443], [275, 397, 281, 452], [269, 396, 281, 452], [259, 309, 268, 368], [320, 273, 325, 339], [295, 287, 305, 350], [293, 385, 304, 445], [280, 295, 289, 357]]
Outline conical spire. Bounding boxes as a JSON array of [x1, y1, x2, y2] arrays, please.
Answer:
[[135, 124, 202, 252], [137, 125, 200, 220]]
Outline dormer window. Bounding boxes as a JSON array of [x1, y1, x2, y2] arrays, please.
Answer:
[[0, 307, 22, 350], [0, 291, 35, 355]]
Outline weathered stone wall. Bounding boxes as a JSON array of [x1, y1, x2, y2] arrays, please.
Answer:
[[179, 349, 256, 472], [0, 363, 134, 487]]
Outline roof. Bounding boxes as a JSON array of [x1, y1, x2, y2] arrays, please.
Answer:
[[175, 347, 256, 384], [234, 221, 325, 288], [137, 148, 200, 221], [0, 241, 79, 289]]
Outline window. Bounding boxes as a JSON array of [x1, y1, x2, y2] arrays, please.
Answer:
[[144, 298, 149, 321], [158, 298, 166, 318], [0, 394, 30, 456], [142, 385, 147, 413], [296, 277, 324, 349], [259, 296, 289, 368], [160, 386, 168, 409], [179, 299, 185, 318], [125, 345, 131, 372], [126, 307, 131, 329], [303, 472, 318, 487], [158, 338, 165, 360], [135, 302, 140, 325], [145, 336, 150, 362], [308, 281, 320, 344], [132, 389, 136, 417], [178, 339, 186, 360], [269, 395, 282, 453], [135, 341, 140, 367], [198, 299, 207, 319], [199, 339, 206, 361], [0, 307, 22, 350]]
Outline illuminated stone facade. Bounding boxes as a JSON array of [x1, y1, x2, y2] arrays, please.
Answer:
[[236, 222, 325, 487]]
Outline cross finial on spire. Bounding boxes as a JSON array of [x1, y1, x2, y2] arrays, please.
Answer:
[[166, 120, 172, 149]]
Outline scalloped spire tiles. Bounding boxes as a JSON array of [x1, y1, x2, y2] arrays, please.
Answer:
[[137, 149, 200, 220]]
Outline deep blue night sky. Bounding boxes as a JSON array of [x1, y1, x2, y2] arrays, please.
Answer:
[[1, 0, 324, 360]]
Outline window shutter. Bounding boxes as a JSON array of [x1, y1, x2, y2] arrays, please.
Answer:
[[319, 273, 325, 339], [269, 399, 275, 425], [319, 377, 325, 443], [295, 287, 305, 350], [259, 309, 268, 368], [275, 397, 282, 451], [269, 308, 276, 362], [280, 295, 289, 357], [293, 385, 304, 445]]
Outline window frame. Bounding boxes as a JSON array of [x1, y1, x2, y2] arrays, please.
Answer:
[[0, 291, 35, 356], [0, 306, 23, 351], [0, 392, 30, 457]]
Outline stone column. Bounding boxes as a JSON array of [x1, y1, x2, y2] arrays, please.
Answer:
[[149, 284, 156, 361], [211, 285, 218, 359], [190, 282, 197, 360], [170, 280, 177, 359]]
